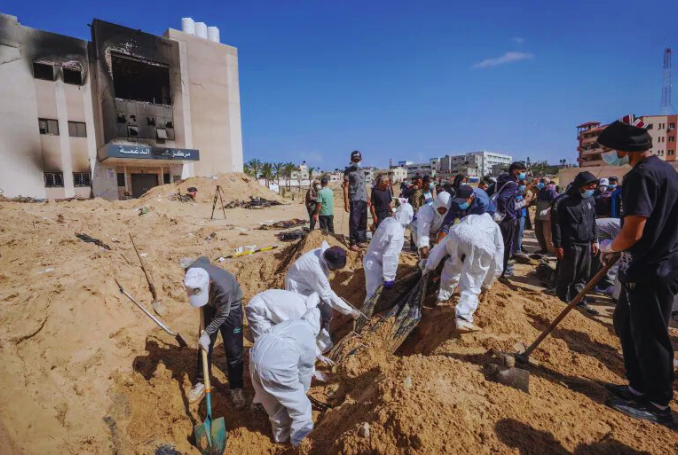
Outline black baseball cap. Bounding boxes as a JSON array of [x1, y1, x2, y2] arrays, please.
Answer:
[[323, 246, 347, 270], [321, 176, 329, 185], [452, 185, 474, 205], [350, 150, 362, 161]]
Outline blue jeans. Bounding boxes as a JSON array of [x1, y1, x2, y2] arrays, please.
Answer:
[[513, 216, 525, 253]]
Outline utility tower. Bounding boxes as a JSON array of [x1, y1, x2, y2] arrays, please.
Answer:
[[661, 48, 674, 114]]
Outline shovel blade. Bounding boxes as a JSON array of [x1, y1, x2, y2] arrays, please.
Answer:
[[195, 417, 227, 455], [496, 367, 530, 393]]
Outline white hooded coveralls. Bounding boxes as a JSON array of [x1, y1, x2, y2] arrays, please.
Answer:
[[246, 289, 333, 354], [363, 203, 414, 299], [250, 308, 320, 447], [425, 213, 504, 323], [411, 192, 452, 250], [285, 241, 355, 316]]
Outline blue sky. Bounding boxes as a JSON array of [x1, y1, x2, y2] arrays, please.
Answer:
[[4, 0, 677, 170]]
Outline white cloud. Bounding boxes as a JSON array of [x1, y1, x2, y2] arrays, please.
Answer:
[[512, 37, 525, 44], [473, 52, 534, 69]]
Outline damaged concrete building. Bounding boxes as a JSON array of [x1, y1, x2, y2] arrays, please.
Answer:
[[0, 13, 243, 199]]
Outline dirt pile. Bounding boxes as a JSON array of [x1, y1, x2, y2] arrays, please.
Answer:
[[1, 193, 677, 455], [143, 173, 283, 204]]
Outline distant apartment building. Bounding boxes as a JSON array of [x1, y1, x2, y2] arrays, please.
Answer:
[[576, 121, 607, 167], [0, 13, 243, 200], [439, 151, 512, 179], [643, 115, 677, 162], [577, 116, 677, 167], [388, 166, 407, 182], [404, 159, 438, 179]]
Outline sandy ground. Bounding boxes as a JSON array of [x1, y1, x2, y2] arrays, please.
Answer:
[[1, 173, 677, 455]]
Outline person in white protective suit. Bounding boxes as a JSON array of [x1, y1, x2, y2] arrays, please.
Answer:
[[411, 191, 452, 258], [285, 242, 361, 319], [245, 289, 334, 355], [363, 199, 414, 299], [423, 213, 504, 333], [249, 305, 331, 447]]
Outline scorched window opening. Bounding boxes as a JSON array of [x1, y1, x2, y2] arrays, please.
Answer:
[[111, 54, 172, 105]]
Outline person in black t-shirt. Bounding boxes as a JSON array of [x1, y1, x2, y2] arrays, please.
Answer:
[[370, 174, 394, 229], [597, 115, 678, 427]]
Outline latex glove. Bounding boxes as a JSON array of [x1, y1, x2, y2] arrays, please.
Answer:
[[350, 308, 362, 320], [418, 259, 428, 271], [599, 239, 615, 253], [198, 330, 211, 352], [317, 355, 335, 366], [383, 280, 395, 290], [493, 212, 505, 223]]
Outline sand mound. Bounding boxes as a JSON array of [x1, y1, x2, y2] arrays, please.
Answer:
[[1, 197, 677, 455], [142, 173, 283, 204]]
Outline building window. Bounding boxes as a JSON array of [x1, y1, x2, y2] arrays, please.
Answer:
[[68, 121, 87, 138], [63, 68, 83, 85], [44, 172, 64, 187], [117, 173, 126, 187], [163, 173, 171, 184], [73, 172, 91, 187], [38, 118, 59, 135], [33, 62, 55, 81], [111, 54, 172, 104], [127, 126, 139, 141], [670, 137, 675, 143], [669, 150, 675, 156]]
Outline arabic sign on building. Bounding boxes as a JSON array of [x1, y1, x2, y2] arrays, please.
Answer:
[[105, 144, 200, 161]]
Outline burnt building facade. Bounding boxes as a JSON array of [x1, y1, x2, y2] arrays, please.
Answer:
[[0, 13, 243, 200]]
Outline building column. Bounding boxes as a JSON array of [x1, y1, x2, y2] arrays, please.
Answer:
[[54, 79, 74, 198]]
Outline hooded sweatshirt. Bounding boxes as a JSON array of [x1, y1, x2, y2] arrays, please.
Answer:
[[494, 172, 520, 220], [550, 172, 598, 248]]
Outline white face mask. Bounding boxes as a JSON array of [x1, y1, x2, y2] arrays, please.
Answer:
[[352, 161, 362, 168]]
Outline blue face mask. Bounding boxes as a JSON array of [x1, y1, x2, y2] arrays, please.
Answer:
[[582, 189, 595, 199], [608, 184, 617, 189], [458, 201, 470, 210], [536, 183, 545, 189], [518, 172, 527, 180], [429, 183, 435, 190], [352, 161, 362, 168], [601, 151, 629, 167], [518, 185, 526, 192]]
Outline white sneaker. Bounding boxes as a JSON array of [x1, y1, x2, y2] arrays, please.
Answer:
[[188, 382, 205, 403], [456, 320, 481, 333], [230, 388, 247, 410]]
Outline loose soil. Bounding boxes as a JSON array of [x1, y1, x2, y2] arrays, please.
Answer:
[[1, 174, 677, 455]]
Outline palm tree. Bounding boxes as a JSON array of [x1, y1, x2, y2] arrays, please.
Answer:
[[308, 166, 316, 183], [261, 163, 273, 188], [273, 162, 284, 189], [283, 162, 297, 190], [246, 159, 262, 178]]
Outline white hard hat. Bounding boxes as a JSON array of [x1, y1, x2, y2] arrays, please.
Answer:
[[184, 268, 210, 307], [599, 178, 609, 186]]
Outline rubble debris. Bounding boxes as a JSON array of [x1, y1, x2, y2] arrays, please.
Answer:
[[215, 245, 278, 261], [277, 228, 309, 241], [257, 218, 307, 230], [223, 196, 284, 209], [75, 233, 111, 250]]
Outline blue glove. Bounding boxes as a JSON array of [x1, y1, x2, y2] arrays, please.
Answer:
[[383, 280, 395, 290]]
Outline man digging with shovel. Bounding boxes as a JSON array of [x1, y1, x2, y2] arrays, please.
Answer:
[[184, 257, 247, 410]]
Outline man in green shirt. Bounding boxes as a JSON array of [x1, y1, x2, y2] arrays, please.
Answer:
[[314, 176, 335, 233]]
